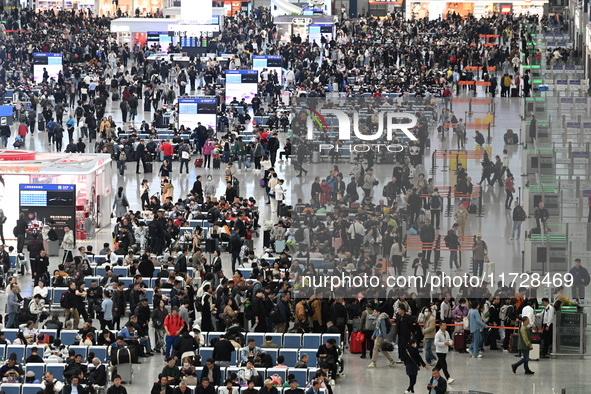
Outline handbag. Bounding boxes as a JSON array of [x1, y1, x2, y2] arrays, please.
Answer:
[[381, 341, 394, 352], [463, 316, 470, 330]]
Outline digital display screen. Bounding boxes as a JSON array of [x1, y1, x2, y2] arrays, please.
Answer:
[[252, 55, 283, 83], [309, 24, 333, 44], [178, 98, 217, 130], [225, 70, 259, 103], [19, 184, 76, 242], [147, 31, 172, 54], [33, 53, 63, 84]]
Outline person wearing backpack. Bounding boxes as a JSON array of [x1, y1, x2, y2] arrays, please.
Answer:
[[511, 200, 526, 240], [429, 188, 443, 229], [367, 307, 395, 368]]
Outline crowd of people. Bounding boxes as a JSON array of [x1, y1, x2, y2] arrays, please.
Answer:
[[0, 3, 588, 394]]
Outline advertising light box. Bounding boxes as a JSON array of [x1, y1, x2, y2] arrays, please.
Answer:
[[225, 70, 259, 103], [33, 53, 63, 84], [178, 98, 217, 131]]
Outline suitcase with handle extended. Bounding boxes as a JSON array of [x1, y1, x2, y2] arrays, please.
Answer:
[[144, 162, 153, 173], [454, 332, 466, 352]]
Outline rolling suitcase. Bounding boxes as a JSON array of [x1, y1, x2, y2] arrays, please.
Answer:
[[116, 362, 133, 383], [213, 158, 221, 169], [454, 332, 466, 352], [349, 331, 364, 354], [144, 162, 153, 173], [38, 121, 45, 132], [530, 343, 540, 360], [194, 156, 203, 167], [511, 87, 519, 97]]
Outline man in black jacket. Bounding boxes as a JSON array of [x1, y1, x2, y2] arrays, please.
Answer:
[[419, 219, 435, 263], [252, 289, 268, 332], [212, 334, 235, 367], [191, 175, 204, 201], [426, 368, 447, 394], [446, 224, 460, 271], [135, 139, 147, 173], [396, 305, 412, 364], [267, 132, 280, 166]]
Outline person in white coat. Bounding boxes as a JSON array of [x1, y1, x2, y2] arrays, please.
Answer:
[[434, 322, 454, 384], [273, 179, 285, 218]]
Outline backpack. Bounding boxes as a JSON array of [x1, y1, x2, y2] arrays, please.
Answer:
[[444, 234, 451, 248], [195, 294, 206, 312], [294, 228, 305, 242], [119, 150, 127, 162], [270, 305, 283, 324], [48, 229, 59, 241], [60, 291, 70, 308], [430, 195, 441, 209], [499, 305, 513, 322], [515, 206, 526, 222], [0, 212, 6, 224], [13, 226, 18, 237]]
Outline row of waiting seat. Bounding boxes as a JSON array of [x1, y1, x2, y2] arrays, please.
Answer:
[[0, 384, 326, 394], [0, 334, 340, 368]]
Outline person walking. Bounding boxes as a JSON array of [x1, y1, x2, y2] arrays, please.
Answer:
[[359, 303, 376, 359], [403, 338, 428, 394], [504, 174, 514, 209], [453, 203, 468, 237], [468, 301, 488, 358], [434, 322, 455, 384], [61, 225, 75, 264], [511, 201, 526, 240], [422, 307, 437, 365], [367, 307, 395, 368], [179, 141, 191, 174], [446, 224, 460, 270], [112, 187, 129, 220], [511, 316, 535, 375], [419, 219, 435, 263], [471, 233, 487, 277], [389, 237, 406, 276], [135, 139, 148, 174], [14, 212, 27, 253], [429, 188, 442, 229]]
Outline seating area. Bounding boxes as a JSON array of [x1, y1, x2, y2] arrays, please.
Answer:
[[0, 383, 326, 394], [0, 332, 340, 394]]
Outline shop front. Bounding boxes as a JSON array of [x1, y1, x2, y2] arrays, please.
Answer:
[[98, 0, 164, 16], [36, 0, 95, 11], [406, 0, 548, 20], [0, 152, 113, 241]]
